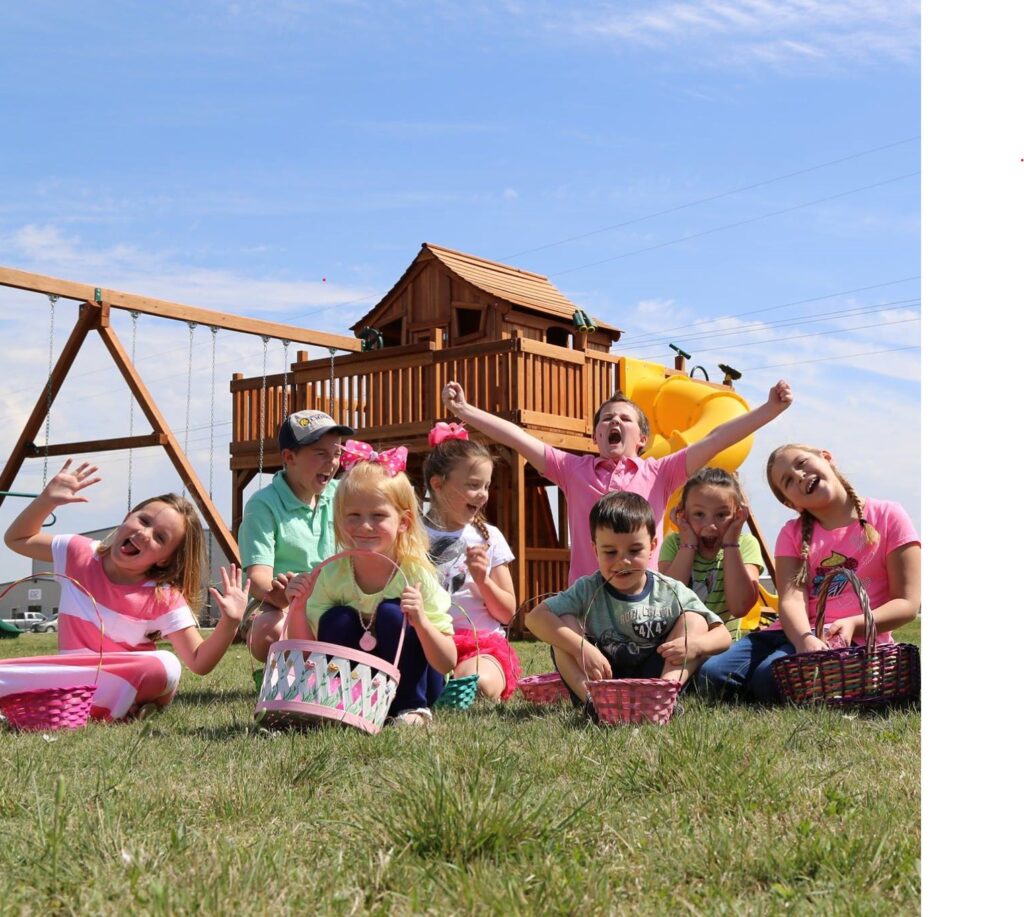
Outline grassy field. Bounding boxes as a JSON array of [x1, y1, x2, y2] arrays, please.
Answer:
[[0, 623, 920, 916]]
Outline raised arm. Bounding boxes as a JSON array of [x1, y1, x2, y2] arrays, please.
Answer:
[[166, 565, 248, 676], [442, 381, 548, 474], [4, 460, 101, 561], [685, 380, 793, 478]]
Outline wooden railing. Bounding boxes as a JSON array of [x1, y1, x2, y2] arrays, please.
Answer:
[[231, 337, 623, 466]]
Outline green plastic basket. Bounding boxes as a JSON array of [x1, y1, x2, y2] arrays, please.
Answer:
[[435, 673, 480, 710], [434, 600, 480, 710]]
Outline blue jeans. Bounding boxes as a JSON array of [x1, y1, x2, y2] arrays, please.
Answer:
[[696, 630, 797, 703], [317, 599, 445, 715]]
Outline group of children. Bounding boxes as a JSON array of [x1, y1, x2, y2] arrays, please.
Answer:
[[0, 376, 921, 726]]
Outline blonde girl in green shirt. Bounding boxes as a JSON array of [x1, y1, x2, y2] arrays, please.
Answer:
[[658, 467, 764, 629]]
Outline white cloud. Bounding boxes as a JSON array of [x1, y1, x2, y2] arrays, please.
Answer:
[[556, 0, 919, 69], [3, 224, 378, 322]]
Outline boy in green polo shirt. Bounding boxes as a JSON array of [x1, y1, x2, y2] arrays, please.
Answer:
[[238, 410, 352, 662]]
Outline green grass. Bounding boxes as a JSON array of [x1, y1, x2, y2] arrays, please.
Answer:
[[0, 624, 920, 915]]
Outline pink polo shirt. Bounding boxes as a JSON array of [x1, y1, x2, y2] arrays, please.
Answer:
[[544, 445, 691, 584]]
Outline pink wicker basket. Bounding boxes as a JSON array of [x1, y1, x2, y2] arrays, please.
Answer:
[[589, 677, 683, 725], [0, 573, 104, 732], [771, 568, 921, 708], [254, 550, 408, 734], [0, 685, 97, 731], [582, 571, 688, 726], [518, 672, 571, 705]]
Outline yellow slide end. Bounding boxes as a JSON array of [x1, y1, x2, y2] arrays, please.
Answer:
[[618, 356, 753, 473]]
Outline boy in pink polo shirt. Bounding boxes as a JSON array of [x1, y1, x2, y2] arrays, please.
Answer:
[[442, 379, 792, 584]]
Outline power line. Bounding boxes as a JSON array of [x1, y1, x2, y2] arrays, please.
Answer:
[[618, 298, 920, 356], [502, 136, 919, 260], [742, 345, 920, 373], [552, 172, 920, 276], [616, 276, 920, 348]]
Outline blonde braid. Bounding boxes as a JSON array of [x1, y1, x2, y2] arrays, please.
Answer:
[[794, 510, 815, 587], [834, 470, 880, 546]]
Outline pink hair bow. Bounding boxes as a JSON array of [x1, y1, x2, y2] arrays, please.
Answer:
[[341, 440, 408, 476], [428, 421, 469, 448]]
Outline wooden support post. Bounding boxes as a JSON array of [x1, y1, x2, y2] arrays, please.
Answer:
[[0, 302, 100, 505], [745, 509, 776, 586], [512, 451, 528, 634], [96, 322, 240, 568]]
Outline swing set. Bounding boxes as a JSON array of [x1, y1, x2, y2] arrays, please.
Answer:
[[0, 265, 361, 569]]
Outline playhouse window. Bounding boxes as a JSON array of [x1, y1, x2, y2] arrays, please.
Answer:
[[376, 319, 402, 347], [454, 307, 483, 339], [545, 326, 570, 347]]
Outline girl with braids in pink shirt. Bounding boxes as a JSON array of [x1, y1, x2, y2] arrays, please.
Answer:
[[697, 444, 920, 703]]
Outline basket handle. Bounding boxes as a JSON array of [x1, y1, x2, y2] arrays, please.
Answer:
[[813, 567, 877, 652], [448, 599, 480, 676], [0, 572, 106, 685], [578, 570, 688, 686], [286, 549, 411, 668]]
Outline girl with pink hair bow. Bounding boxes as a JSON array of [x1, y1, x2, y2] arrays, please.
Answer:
[[286, 441, 456, 726], [422, 423, 522, 701]]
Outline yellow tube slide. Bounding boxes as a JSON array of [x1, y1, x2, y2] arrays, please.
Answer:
[[618, 356, 753, 472]]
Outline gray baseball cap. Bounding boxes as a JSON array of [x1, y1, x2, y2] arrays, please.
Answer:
[[278, 410, 354, 451]]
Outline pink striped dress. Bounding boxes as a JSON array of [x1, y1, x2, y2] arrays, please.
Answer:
[[0, 534, 197, 720]]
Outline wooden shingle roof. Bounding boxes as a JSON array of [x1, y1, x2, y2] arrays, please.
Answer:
[[353, 243, 620, 334]]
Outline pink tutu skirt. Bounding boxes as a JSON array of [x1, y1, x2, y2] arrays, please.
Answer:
[[452, 630, 521, 701]]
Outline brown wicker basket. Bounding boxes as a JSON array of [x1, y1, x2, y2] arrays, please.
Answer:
[[771, 568, 920, 708]]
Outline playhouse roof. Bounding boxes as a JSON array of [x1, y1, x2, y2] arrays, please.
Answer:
[[353, 243, 621, 334]]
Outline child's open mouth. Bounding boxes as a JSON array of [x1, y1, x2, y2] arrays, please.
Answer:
[[701, 535, 720, 551], [608, 430, 622, 445], [315, 473, 331, 487], [121, 538, 140, 556], [805, 475, 820, 495]]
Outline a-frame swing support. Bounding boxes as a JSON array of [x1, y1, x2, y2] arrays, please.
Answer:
[[0, 265, 361, 570]]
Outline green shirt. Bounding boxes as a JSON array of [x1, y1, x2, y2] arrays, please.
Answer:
[[545, 570, 721, 652], [305, 556, 453, 635], [238, 471, 338, 577], [659, 530, 763, 620]]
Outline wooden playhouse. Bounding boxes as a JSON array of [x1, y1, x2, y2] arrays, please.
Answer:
[[228, 243, 759, 630]]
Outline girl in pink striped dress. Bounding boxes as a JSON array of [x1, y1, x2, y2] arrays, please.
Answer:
[[0, 460, 249, 721]]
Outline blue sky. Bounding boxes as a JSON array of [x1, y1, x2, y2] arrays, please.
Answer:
[[0, 0, 920, 580]]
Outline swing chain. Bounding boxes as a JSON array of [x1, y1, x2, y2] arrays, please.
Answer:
[[328, 347, 337, 417], [183, 321, 197, 470], [127, 311, 140, 511], [281, 339, 291, 418], [208, 327, 219, 568], [42, 295, 59, 484], [257, 336, 270, 486]]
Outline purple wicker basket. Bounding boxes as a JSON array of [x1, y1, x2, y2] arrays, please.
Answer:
[[771, 568, 920, 708]]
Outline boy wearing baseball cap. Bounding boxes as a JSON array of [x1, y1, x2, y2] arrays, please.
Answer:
[[238, 410, 353, 662]]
